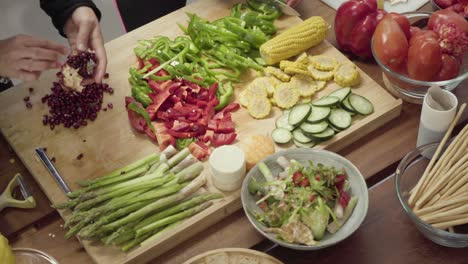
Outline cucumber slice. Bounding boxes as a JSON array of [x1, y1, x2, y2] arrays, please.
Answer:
[[271, 128, 292, 144], [276, 112, 295, 131], [312, 96, 340, 107], [288, 104, 311, 126], [300, 121, 328, 134], [328, 108, 352, 130], [341, 96, 356, 113], [328, 122, 343, 133], [328, 87, 351, 102], [292, 129, 312, 143], [349, 94, 374, 115], [306, 106, 330, 123], [309, 128, 335, 141], [294, 139, 316, 148]]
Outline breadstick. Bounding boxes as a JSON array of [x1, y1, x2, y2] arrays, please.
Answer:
[[433, 218, 468, 230], [421, 126, 468, 194], [425, 193, 441, 208], [448, 226, 455, 233], [421, 204, 468, 222], [415, 155, 468, 209], [426, 213, 468, 224], [440, 168, 468, 199], [415, 195, 468, 216], [418, 203, 462, 219], [452, 184, 468, 197], [408, 103, 466, 207]]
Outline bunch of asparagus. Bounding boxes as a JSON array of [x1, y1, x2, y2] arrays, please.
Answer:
[[55, 146, 222, 252]]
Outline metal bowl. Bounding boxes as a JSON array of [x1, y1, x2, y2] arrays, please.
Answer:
[[395, 141, 468, 247], [241, 148, 369, 250]]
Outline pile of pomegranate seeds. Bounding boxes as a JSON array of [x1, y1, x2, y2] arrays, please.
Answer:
[[41, 82, 113, 130], [66, 50, 97, 79]]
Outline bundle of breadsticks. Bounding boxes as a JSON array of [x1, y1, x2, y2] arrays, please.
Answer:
[[408, 103, 467, 231]]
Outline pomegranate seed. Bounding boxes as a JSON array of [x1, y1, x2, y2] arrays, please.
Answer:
[[76, 153, 84, 160], [26, 102, 32, 108], [23, 96, 30, 102], [51, 157, 56, 163], [29, 87, 34, 93], [107, 103, 113, 109], [104, 73, 109, 79]]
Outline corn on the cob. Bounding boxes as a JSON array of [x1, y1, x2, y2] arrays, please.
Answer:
[[309, 55, 338, 71], [247, 97, 272, 119], [273, 83, 300, 109], [265, 66, 291, 82], [308, 65, 334, 81], [334, 63, 360, 87], [260, 16, 329, 65]]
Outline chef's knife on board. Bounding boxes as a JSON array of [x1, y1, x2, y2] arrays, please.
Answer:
[[36, 148, 71, 194]]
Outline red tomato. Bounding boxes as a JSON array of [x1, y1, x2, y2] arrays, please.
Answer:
[[309, 195, 316, 203], [434, 0, 457, 8], [407, 34, 443, 81], [315, 174, 321, 181], [409, 26, 422, 37], [293, 171, 303, 186], [385, 13, 411, 39], [372, 18, 409, 71], [428, 9, 468, 33], [409, 30, 438, 46], [300, 178, 310, 187], [436, 54, 460, 81]]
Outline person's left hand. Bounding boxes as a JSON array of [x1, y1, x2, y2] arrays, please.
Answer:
[[63, 6, 107, 83], [287, 0, 302, 8]]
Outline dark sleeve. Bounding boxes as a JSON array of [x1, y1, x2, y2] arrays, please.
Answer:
[[40, 0, 102, 37]]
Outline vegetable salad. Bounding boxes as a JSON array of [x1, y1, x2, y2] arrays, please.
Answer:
[[248, 157, 358, 245]]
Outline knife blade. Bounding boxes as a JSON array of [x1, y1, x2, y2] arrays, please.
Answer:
[[269, 0, 300, 16], [35, 147, 71, 194]]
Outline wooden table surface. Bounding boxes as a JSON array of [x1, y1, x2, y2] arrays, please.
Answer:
[[2, 1, 467, 263]]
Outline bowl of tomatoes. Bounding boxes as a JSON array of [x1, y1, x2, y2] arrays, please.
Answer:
[[371, 11, 468, 102], [431, 0, 468, 18]]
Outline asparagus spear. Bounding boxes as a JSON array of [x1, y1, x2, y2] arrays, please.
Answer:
[[169, 154, 197, 174], [106, 193, 223, 245], [67, 165, 150, 198], [135, 201, 213, 238], [79, 183, 187, 239], [87, 175, 207, 238], [121, 229, 160, 252], [139, 221, 182, 248], [77, 153, 160, 187], [73, 174, 176, 211]]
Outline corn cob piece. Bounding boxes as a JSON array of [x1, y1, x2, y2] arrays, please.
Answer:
[[247, 80, 269, 98], [273, 83, 300, 109], [309, 55, 338, 71], [284, 66, 312, 77], [247, 97, 272, 119], [265, 66, 291, 82], [290, 75, 317, 97], [334, 63, 361, 87], [280, 60, 306, 71], [308, 65, 334, 81], [295, 52, 309, 66], [250, 77, 277, 97], [316, 81, 327, 91], [268, 77, 282, 88], [270, 97, 278, 106], [260, 16, 329, 65], [238, 90, 249, 107], [299, 97, 312, 104]]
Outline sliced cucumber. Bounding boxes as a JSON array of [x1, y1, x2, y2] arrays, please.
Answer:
[[288, 104, 311, 126], [294, 139, 316, 148], [328, 108, 352, 130], [271, 128, 292, 144], [349, 94, 374, 115], [308, 128, 335, 141], [328, 87, 351, 102], [300, 121, 328, 134], [341, 96, 356, 113], [306, 106, 331, 123], [312, 96, 340, 107], [328, 122, 343, 133], [276, 112, 295, 131], [292, 129, 312, 143]]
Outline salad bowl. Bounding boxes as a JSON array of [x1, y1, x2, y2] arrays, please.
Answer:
[[241, 148, 369, 250]]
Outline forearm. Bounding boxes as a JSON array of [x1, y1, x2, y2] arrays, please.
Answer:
[[40, 0, 101, 37]]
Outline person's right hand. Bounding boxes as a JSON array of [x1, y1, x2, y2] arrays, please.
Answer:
[[0, 35, 68, 81]]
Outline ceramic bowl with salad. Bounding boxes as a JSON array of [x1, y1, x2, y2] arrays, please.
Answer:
[[241, 149, 368, 250]]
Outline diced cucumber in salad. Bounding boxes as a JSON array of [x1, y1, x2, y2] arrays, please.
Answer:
[[248, 157, 357, 246]]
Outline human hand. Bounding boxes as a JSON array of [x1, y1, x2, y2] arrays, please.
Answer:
[[0, 35, 67, 81], [287, 0, 302, 8], [64, 6, 107, 83]]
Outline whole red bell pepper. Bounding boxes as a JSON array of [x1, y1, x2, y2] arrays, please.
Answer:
[[335, 0, 387, 58]]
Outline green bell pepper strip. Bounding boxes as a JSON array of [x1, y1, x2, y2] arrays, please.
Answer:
[[148, 75, 173, 82], [246, 0, 281, 21], [175, 138, 197, 150], [215, 82, 234, 110], [127, 102, 155, 134]]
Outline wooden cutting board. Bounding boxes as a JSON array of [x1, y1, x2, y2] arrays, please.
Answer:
[[0, 0, 402, 263]]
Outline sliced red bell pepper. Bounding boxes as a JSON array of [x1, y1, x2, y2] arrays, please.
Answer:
[[211, 132, 237, 147], [154, 122, 175, 150], [188, 141, 210, 161]]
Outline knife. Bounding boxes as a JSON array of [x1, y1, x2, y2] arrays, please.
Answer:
[[35, 147, 71, 194], [264, 0, 300, 16]]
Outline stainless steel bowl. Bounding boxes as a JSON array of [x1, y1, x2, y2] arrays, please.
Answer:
[[395, 141, 468, 248], [241, 148, 369, 250]]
